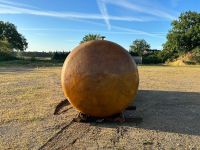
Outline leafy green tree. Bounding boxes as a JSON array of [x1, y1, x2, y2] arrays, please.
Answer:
[[0, 40, 11, 52], [80, 34, 104, 43], [0, 21, 28, 51], [163, 11, 200, 53], [129, 39, 150, 56]]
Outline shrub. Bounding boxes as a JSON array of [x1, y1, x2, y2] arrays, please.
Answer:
[[143, 54, 163, 64], [19, 51, 53, 58], [159, 50, 179, 62], [30, 56, 36, 61], [129, 51, 139, 56], [191, 47, 200, 63], [51, 51, 70, 61], [0, 51, 17, 61]]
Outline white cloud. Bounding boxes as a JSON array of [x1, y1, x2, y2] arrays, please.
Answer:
[[104, 0, 176, 20], [0, 3, 151, 22], [0, 0, 37, 8], [19, 27, 165, 38], [111, 25, 164, 38], [0, 1, 166, 39], [96, 0, 111, 29]]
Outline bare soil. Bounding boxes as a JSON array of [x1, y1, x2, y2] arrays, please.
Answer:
[[0, 65, 200, 150]]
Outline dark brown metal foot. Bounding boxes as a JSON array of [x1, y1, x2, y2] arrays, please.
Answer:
[[54, 102, 143, 124], [126, 106, 136, 110], [73, 110, 143, 124], [54, 99, 70, 115]]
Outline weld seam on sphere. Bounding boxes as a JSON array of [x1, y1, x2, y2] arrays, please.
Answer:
[[61, 40, 139, 117]]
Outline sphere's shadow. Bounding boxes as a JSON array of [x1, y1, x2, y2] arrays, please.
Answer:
[[95, 90, 200, 136], [40, 90, 200, 149]]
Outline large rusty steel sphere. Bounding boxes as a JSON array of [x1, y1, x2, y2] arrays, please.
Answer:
[[61, 40, 139, 117]]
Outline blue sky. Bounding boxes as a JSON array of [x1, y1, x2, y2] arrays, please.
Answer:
[[0, 0, 199, 52]]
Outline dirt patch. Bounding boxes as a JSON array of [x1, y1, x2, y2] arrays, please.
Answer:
[[0, 67, 34, 73], [0, 65, 200, 149], [39, 90, 200, 150]]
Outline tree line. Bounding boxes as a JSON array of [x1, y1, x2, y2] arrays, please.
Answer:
[[80, 11, 200, 64], [0, 11, 200, 64]]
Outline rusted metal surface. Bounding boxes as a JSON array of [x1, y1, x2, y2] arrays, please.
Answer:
[[61, 40, 139, 117]]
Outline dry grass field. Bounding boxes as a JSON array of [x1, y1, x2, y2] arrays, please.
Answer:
[[0, 63, 200, 149]]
